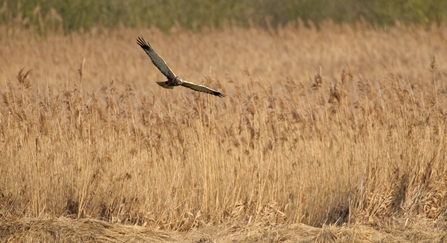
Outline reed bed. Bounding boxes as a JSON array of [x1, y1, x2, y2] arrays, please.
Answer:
[[0, 23, 447, 241]]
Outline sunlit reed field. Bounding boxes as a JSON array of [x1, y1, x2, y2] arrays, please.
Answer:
[[1, 23, 447, 241]]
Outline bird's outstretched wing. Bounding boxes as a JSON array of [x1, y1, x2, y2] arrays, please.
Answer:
[[136, 37, 176, 79], [181, 81, 225, 98]]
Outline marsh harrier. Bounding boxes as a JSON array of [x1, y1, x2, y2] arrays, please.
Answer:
[[137, 37, 225, 97]]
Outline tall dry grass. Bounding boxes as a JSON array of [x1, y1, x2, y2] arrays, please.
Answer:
[[0, 23, 446, 231]]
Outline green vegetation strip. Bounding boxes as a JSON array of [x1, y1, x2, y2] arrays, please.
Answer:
[[1, 0, 447, 34]]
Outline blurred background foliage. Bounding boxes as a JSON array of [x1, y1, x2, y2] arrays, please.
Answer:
[[1, 0, 447, 34]]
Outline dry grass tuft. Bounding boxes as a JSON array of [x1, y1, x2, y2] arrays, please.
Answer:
[[1, 23, 447, 241], [0, 217, 174, 242]]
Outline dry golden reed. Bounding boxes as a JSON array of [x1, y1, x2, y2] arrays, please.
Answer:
[[0, 23, 447, 236]]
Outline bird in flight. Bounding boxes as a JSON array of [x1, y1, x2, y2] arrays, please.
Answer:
[[136, 37, 225, 97]]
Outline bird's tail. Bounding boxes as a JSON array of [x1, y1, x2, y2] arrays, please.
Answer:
[[156, 81, 174, 89]]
